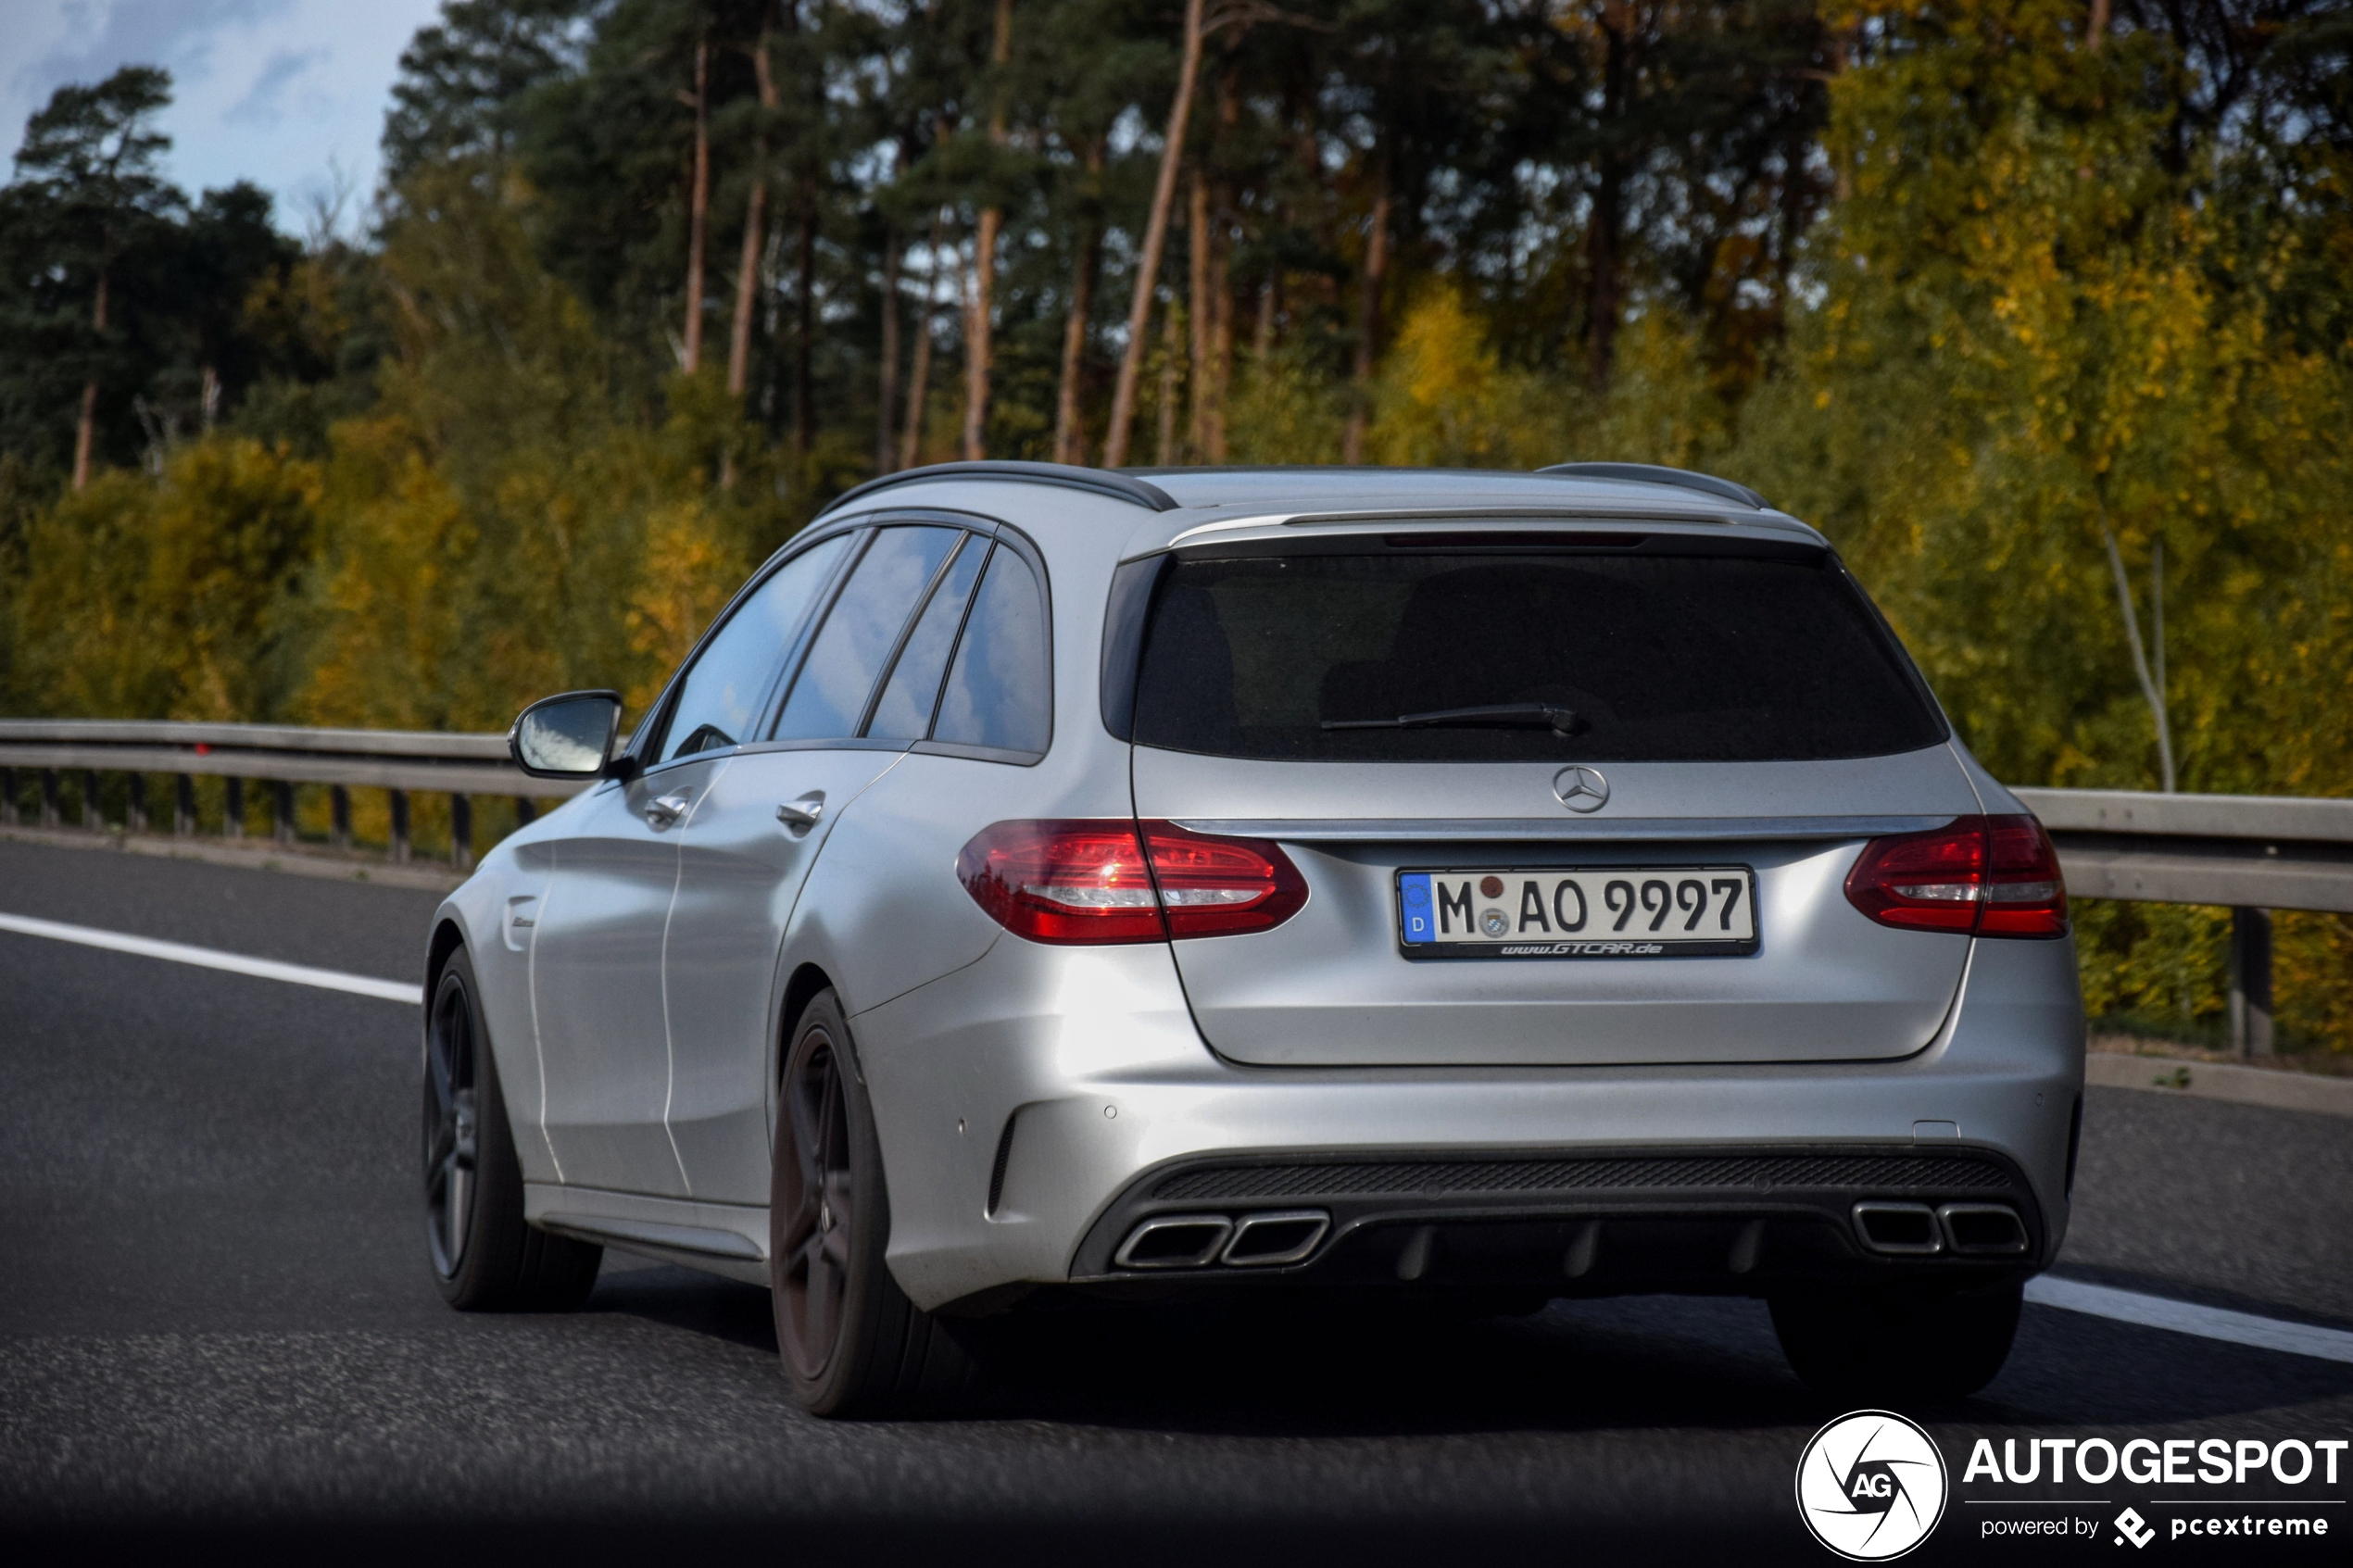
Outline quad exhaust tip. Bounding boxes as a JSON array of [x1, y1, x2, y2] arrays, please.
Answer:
[[1851, 1200, 2028, 1257], [1222, 1210, 1329, 1267], [1114, 1210, 1331, 1270]]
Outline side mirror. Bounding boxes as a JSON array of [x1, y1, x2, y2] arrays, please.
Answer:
[[510, 690, 623, 779]]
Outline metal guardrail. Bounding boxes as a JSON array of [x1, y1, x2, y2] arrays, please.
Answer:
[[0, 719, 589, 869], [2010, 786, 2353, 1060], [2013, 787, 2353, 915], [2, 723, 2346, 1053]]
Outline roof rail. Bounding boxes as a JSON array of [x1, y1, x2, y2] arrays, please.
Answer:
[[1536, 462, 1768, 511], [818, 460, 1179, 518]]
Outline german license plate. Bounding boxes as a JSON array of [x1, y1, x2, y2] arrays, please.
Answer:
[[1397, 867, 1758, 958]]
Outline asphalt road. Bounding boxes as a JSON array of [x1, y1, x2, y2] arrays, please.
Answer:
[[2, 836, 2348, 1564]]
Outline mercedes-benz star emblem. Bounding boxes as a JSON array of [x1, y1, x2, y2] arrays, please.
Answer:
[[1552, 765, 1609, 812]]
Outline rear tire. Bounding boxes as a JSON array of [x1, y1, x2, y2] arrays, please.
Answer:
[[771, 990, 975, 1415], [1770, 1279, 2022, 1401], [425, 947, 603, 1311]]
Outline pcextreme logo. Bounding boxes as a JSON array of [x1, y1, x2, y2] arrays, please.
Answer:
[[1796, 1410, 1950, 1561]]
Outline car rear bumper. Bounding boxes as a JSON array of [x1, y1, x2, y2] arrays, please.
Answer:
[[851, 933, 2083, 1314]]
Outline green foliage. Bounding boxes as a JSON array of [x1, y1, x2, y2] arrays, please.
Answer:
[[1, 0, 2348, 1040], [7, 437, 319, 720], [1725, 0, 2353, 1047]]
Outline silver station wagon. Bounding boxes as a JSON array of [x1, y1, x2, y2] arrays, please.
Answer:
[[422, 461, 2084, 1413]]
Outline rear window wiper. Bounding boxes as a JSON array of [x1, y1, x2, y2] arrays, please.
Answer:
[[1321, 703, 1584, 737]]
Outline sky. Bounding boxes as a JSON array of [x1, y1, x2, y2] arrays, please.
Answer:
[[1, 0, 447, 235]]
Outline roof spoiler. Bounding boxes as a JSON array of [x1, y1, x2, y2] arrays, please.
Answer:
[[1536, 462, 1768, 511]]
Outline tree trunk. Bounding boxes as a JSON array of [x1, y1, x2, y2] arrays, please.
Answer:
[[727, 19, 779, 398], [901, 212, 946, 470], [1103, 0, 1206, 468], [72, 268, 108, 491], [1155, 292, 1182, 465], [963, 0, 1015, 461], [2087, 0, 2109, 50], [795, 185, 816, 458], [1207, 209, 1233, 458], [1051, 148, 1102, 465], [682, 35, 711, 376], [1187, 174, 1212, 460], [2100, 516, 2176, 793], [963, 206, 1000, 460], [877, 229, 901, 473], [1341, 159, 1389, 465], [1203, 61, 1239, 461], [1586, 5, 1629, 390]]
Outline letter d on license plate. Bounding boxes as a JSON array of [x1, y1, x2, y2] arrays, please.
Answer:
[[1397, 866, 1758, 959]]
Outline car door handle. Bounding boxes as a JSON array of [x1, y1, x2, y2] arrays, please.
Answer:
[[644, 790, 692, 830], [775, 792, 825, 834]]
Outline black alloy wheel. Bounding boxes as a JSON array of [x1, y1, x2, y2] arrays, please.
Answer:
[[423, 966, 479, 1282], [775, 1025, 856, 1383], [769, 990, 975, 1414], [422, 946, 602, 1311]]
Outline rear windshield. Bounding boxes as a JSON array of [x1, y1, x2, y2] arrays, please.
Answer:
[[1129, 550, 1945, 763]]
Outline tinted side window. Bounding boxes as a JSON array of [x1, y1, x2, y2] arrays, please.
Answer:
[[1132, 550, 1945, 763], [865, 536, 988, 741], [774, 525, 961, 741], [932, 546, 1051, 754], [653, 532, 850, 763]]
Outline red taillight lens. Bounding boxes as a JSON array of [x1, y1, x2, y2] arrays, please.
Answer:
[[957, 820, 1165, 944], [1140, 820, 1309, 937], [1979, 814, 2069, 936], [1843, 813, 2067, 939], [956, 820, 1307, 945]]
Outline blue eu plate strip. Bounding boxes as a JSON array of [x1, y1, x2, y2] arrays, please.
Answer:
[[1398, 872, 1436, 944]]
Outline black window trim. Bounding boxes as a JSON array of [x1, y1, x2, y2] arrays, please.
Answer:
[[633, 518, 869, 774], [632, 507, 1053, 772], [924, 522, 1054, 764], [854, 530, 988, 741]]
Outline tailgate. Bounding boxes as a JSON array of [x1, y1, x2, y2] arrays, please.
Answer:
[[1134, 747, 1982, 1068]]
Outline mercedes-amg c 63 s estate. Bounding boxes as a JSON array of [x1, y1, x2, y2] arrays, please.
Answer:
[[421, 461, 2084, 1413]]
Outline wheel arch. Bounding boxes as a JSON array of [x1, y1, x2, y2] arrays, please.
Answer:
[[425, 917, 468, 997], [778, 962, 840, 1082]]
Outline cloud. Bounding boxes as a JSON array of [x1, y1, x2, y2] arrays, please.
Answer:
[[1, 0, 447, 233], [222, 44, 324, 130]]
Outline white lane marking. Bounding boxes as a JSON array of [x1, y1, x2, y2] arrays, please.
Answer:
[[2027, 1274, 2353, 1364], [0, 911, 418, 1004]]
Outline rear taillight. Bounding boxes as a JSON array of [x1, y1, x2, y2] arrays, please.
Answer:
[[957, 820, 1307, 945], [1843, 813, 2067, 939]]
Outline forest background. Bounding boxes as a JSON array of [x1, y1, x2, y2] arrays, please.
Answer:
[[0, 0, 2347, 1048]]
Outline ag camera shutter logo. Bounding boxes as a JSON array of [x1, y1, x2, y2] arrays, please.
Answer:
[[1795, 1410, 1949, 1561]]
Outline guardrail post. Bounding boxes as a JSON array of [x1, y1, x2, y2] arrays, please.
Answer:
[[127, 773, 146, 834], [224, 778, 245, 839], [450, 794, 473, 870], [330, 785, 351, 849], [42, 769, 60, 827], [2230, 908, 2274, 1059], [82, 769, 102, 831], [1, 767, 14, 826], [175, 774, 195, 835], [390, 789, 411, 863], [271, 780, 295, 845], [515, 797, 535, 827]]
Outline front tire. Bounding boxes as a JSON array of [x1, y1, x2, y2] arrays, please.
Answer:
[[770, 990, 973, 1414], [425, 947, 603, 1311], [1770, 1278, 2023, 1401]]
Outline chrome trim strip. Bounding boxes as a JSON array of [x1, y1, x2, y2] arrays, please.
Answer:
[[1167, 815, 1956, 844]]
